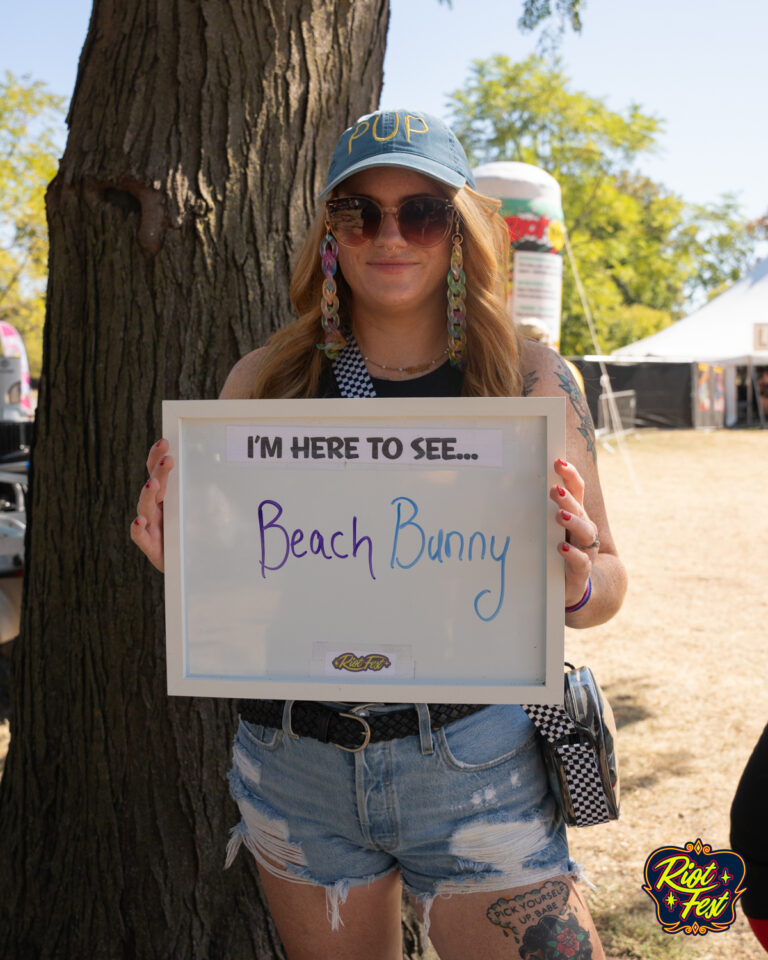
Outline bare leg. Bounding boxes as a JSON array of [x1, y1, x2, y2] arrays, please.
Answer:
[[257, 864, 405, 960], [422, 874, 604, 960]]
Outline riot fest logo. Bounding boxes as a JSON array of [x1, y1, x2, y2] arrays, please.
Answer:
[[331, 652, 391, 673], [643, 838, 746, 935]]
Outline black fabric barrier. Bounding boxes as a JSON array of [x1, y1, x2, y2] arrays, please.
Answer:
[[0, 420, 33, 460], [570, 359, 696, 429]]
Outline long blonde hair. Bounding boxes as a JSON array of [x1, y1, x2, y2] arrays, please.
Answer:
[[247, 184, 523, 399]]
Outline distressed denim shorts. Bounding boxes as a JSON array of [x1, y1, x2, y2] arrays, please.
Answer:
[[226, 702, 574, 930]]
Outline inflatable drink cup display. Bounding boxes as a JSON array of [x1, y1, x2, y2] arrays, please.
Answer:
[[473, 162, 565, 349]]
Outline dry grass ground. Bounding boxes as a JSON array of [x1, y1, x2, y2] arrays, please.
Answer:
[[2, 428, 766, 958], [552, 428, 767, 960]]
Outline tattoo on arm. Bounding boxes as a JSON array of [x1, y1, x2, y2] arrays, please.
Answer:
[[522, 370, 539, 397], [554, 357, 596, 463]]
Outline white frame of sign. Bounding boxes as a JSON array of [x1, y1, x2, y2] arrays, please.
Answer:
[[163, 397, 565, 704]]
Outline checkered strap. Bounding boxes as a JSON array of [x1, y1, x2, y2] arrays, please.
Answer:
[[522, 702, 578, 745], [332, 334, 377, 398], [522, 701, 612, 827], [556, 742, 612, 826]]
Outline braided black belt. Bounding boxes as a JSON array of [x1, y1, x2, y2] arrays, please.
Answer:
[[237, 700, 486, 752]]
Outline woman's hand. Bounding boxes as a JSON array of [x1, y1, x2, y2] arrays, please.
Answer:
[[520, 340, 626, 625], [130, 438, 174, 572], [550, 457, 600, 609]]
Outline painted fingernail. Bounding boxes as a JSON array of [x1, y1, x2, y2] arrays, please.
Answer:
[[558, 458, 568, 466], [562, 543, 570, 552], [155, 440, 164, 447], [557, 486, 566, 497], [133, 517, 141, 526], [158, 458, 166, 466], [145, 481, 151, 488], [561, 511, 572, 521]]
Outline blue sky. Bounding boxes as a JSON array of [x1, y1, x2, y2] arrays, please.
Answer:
[[2, 0, 766, 221]]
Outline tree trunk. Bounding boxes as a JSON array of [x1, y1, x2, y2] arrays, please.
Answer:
[[0, 2, 429, 957]]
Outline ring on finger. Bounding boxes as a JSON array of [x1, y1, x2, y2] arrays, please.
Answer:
[[575, 534, 600, 551]]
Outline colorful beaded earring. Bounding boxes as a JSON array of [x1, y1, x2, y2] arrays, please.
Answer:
[[316, 228, 346, 359], [446, 219, 466, 367]]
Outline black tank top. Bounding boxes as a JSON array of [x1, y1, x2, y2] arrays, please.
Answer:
[[319, 360, 463, 398]]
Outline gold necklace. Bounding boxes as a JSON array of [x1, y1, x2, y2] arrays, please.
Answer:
[[362, 347, 449, 376]]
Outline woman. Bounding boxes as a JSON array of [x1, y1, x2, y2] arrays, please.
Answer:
[[132, 109, 627, 960]]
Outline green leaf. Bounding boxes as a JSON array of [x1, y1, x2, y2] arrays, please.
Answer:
[[0, 72, 65, 376]]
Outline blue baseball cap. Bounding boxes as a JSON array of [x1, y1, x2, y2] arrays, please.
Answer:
[[320, 109, 476, 199]]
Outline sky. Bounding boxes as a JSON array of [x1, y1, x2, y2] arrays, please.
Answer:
[[1, 0, 766, 223]]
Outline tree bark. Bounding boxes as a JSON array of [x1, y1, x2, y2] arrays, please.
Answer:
[[0, 2, 423, 957]]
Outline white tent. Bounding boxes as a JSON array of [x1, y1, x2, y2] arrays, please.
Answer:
[[613, 256, 768, 425], [615, 256, 768, 362]]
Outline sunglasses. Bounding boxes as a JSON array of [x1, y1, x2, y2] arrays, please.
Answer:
[[325, 196, 455, 248]]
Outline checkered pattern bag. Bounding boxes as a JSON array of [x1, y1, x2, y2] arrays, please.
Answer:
[[523, 666, 620, 827], [332, 334, 377, 398]]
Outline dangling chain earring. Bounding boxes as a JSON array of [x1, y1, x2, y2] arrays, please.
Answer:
[[446, 218, 466, 368], [316, 227, 346, 360]]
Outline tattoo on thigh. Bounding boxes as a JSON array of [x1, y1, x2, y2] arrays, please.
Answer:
[[554, 357, 596, 463], [486, 882, 593, 958], [518, 913, 593, 959], [486, 880, 569, 941]]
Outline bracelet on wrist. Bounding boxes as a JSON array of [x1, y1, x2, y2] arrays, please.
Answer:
[[565, 576, 592, 613]]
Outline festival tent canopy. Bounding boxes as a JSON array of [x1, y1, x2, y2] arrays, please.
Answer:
[[613, 256, 768, 363]]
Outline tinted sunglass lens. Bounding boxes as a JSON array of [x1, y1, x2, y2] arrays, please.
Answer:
[[327, 198, 381, 245], [327, 197, 452, 246], [399, 198, 452, 246], [358, 199, 383, 242]]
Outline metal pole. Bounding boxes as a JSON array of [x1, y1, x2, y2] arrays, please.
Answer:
[[750, 365, 766, 428]]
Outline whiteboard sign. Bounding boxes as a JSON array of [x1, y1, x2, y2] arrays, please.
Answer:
[[163, 398, 565, 703]]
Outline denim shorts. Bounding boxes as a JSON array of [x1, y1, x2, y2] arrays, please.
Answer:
[[226, 702, 574, 931]]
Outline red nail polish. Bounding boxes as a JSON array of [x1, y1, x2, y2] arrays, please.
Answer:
[[159, 458, 166, 466], [145, 481, 151, 488], [558, 458, 568, 466], [562, 543, 570, 552], [133, 517, 141, 525], [562, 511, 572, 521], [557, 486, 566, 497]]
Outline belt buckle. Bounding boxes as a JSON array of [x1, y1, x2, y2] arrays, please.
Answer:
[[335, 712, 372, 752]]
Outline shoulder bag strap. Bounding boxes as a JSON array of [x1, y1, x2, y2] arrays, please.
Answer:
[[331, 333, 377, 398], [522, 701, 612, 826]]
